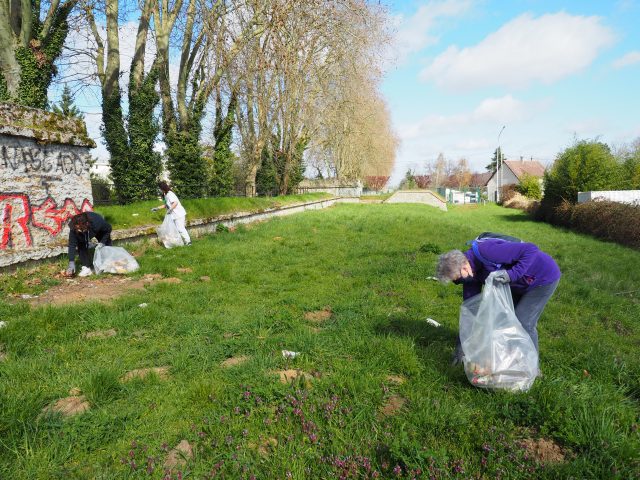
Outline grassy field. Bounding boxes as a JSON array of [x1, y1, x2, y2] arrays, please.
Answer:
[[94, 193, 332, 230], [0, 203, 638, 479]]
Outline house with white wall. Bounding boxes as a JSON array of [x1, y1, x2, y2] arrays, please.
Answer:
[[486, 158, 545, 202]]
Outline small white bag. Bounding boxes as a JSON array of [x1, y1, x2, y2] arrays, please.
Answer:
[[93, 245, 140, 274], [156, 215, 184, 249], [459, 271, 539, 392]]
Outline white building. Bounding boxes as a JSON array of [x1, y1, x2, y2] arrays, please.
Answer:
[[486, 158, 545, 202]]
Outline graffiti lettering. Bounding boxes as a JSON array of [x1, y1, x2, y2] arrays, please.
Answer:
[[0, 194, 33, 249], [1, 145, 89, 176], [0, 195, 93, 249]]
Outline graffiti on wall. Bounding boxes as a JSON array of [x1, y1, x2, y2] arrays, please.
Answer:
[[0, 194, 93, 250], [1, 145, 90, 176]]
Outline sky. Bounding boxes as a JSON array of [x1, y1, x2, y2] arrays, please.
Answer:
[[382, 0, 640, 185]]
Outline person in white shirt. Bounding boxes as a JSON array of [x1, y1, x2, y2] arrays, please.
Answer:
[[152, 181, 191, 245]]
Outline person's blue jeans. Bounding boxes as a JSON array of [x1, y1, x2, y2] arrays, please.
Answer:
[[453, 279, 560, 363]]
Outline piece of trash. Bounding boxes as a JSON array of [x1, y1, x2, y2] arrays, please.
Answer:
[[426, 276, 439, 281], [282, 350, 300, 359], [426, 318, 441, 327], [132, 213, 139, 217], [0, 321, 7, 328], [20, 294, 38, 299], [138, 303, 148, 308]]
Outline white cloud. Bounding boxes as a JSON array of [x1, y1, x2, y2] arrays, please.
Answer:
[[420, 12, 616, 90], [612, 51, 640, 68], [390, 0, 472, 65], [400, 94, 541, 140]]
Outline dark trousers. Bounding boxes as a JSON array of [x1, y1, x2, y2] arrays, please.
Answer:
[[78, 232, 112, 268], [454, 279, 560, 359]]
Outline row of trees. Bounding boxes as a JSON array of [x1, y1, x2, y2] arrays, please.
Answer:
[[0, 0, 397, 203], [399, 154, 476, 190]]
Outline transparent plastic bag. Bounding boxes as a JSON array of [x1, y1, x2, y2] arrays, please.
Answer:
[[156, 215, 184, 249], [459, 271, 539, 392], [93, 245, 140, 274]]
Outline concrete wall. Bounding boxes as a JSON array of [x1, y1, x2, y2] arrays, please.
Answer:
[[577, 190, 640, 205], [0, 103, 96, 267], [384, 190, 447, 211]]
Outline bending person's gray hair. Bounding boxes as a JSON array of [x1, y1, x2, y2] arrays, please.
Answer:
[[436, 250, 468, 283]]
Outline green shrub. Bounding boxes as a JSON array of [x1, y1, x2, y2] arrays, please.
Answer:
[[516, 174, 542, 200], [543, 140, 620, 206]]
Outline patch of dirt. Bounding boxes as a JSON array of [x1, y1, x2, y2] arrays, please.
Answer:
[[304, 307, 332, 323], [276, 369, 313, 385], [20, 273, 166, 307], [121, 366, 170, 383], [378, 395, 406, 418], [164, 440, 193, 469], [160, 277, 182, 284], [84, 328, 117, 339], [273, 236, 284, 241], [200, 276, 211, 282], [41, 395, 90, 417], [68, 387, 82, 396], [220, 355, 250, 368], [386, 375, 406, 385], [249, 437, 278, 457], [176, 267, 192, 273], [223, 332, 239, 339], [519, 437, 567, 464]]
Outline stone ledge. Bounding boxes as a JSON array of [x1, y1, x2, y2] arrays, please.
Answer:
[[0, 103, 96, 148]]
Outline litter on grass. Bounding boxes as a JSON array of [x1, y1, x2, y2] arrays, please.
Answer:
[[426, 318, 441, 327], [138, 303, 148, 308], [426, 276, 439, 281], [282, 350, 300, 359], [0, 321, 7, 328]]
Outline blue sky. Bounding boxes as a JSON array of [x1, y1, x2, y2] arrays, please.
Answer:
[[383, 0, 640, 183]]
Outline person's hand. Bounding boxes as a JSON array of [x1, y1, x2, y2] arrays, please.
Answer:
[[493, 270, 510, 284], [65, 261, 75, 277]]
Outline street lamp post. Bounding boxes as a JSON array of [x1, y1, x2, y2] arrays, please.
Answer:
[[496, 125, 505, 202]]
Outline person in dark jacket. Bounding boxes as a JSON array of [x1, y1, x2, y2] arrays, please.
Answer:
[[436, 239, 561, 364], [65, 212, 113, 277]]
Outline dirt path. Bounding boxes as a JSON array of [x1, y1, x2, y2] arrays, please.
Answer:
[[15, 273, 175, 307]]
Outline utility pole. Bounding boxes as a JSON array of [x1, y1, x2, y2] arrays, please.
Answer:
[[496, 126, 505, 202]]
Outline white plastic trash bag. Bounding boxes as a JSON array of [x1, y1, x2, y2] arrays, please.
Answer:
[[93, 245, 140, 274], [156, 215, 184, 248], [459, 271, 539, 392]]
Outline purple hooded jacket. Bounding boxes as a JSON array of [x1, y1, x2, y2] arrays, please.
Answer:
[[459, 239, 561, 300]]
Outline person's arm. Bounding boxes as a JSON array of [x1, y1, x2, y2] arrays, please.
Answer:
[[479, 241, 539, 282]]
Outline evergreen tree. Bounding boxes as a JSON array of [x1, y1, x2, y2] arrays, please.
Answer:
[[210, 92, 237, 196], [52, 85, 84, 119], [486, 147, 505, 173]]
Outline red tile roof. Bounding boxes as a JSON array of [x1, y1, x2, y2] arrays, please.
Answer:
[[504, 160, 546, 179]]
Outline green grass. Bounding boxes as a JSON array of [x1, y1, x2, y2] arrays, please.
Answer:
[[0, 203, 638, 479], [94, 193, 332, 230]]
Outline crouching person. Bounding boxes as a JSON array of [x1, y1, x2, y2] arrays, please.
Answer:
[[66, 212, 113, 277], [436, 238, 561, 365]]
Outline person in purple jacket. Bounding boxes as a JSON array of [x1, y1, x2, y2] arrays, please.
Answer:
[[436, 238, 561, 365]]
